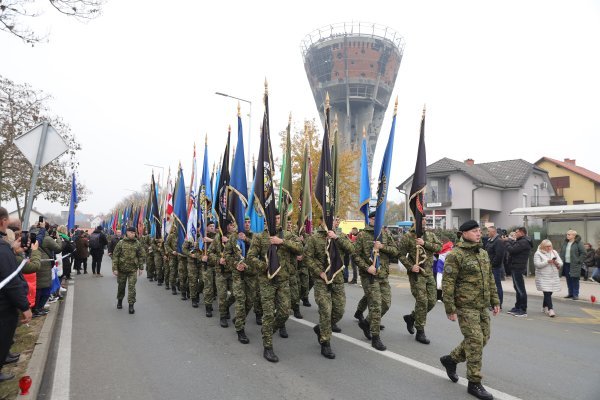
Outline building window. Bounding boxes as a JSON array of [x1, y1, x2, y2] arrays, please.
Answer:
[[573, 200, 585, 205], [533, 185, 539, 207]]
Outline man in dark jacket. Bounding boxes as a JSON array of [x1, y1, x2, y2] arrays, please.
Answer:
[[504, 227, 532, 317], [89, 226, 108, 276], [108, 231, 122, 256], [484, 227, 505, 308], [0, 207, 32, 382]]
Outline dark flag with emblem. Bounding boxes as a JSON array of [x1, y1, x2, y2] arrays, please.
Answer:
[[150, 172, 162, 238], [253, 82, 280, 278], [216, 127, 231, 234], [314, 94, 343, 283], [409, 106, 427, 238]]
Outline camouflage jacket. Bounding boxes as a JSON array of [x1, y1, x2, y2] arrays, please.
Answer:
[[398, 230, 442, 276], [182, 238, 200, 264], [224, 232, 256, 276], [112, 237, 144, 272], [304, 228, 354, 284], [165, 230, 178, 258], [442, 240, 499, 314], [152, 238, 165, 258], [140, 235, 152, 257], [246, 229, 302, 280], [208, 232, 226, 271], [353, 225, 399, 279]]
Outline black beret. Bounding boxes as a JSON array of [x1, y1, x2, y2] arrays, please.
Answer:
[[368, 211, 376, 218], [459, 220, 479, 232], [126, 226, 136, 233]]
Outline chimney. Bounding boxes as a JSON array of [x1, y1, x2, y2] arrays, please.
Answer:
[[464, 158, 475, 166], [564, 158, 576, 166]]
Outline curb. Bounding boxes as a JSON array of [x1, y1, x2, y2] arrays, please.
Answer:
[[21, 295, 61, 399]]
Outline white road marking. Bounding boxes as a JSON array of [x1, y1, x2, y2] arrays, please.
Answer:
[[291, 317, 523, 400], [50, 282, 74, 400]]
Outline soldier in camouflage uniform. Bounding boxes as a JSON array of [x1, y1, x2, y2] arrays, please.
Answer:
[[440, 220, 499, 400], [178, 239, 189, 301], [183, 234, 201, 307], [225, 221, 256, 344], [209, 222, 235, 327], [399, 218, 442, 344], [243, 218, 262, 325], [165, 224, 179, 294], [297, 231, 313, 307], [305, 223, 354, 359], [353, 211, 399, 350], [247, 213, 302, 363], [286, 221, 303, 319], [201, 221, 217, 317], [141, 232, 156, 281], [112, 227, 144, 314], [153, 237, 165, 285]]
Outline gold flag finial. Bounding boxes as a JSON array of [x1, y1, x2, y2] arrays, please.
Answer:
[[394, 96, 398, 116], [288, 112, 292, 124], [264, 78, 268, 94], [422, 104, 426, 118], [228, 124, 231, 133], [237, 101, 241, 117], [334, 113, 339, 131], [205, 133, 208, 146], [325, 92, 330, 109], [362, 126, 366, 138]]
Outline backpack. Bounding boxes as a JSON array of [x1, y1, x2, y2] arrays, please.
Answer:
[[89, 233, 102, 250]]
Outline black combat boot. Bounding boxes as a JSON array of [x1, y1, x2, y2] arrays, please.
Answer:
[[403, 314, 415, 334], [440, 355, 459, 383], [181, 292, 188, 301], [292, 306, 303, 319], [302, 297, 311, 307], [331, 323, 341, 333], [415, 329, 430, 344], [349, 277, 357, 284], [380, 324, 385, 330], [237, 329, 249, 344], [313, 325, 321, 344], [165, 284, 170, 290], [255, 313, 263, 325], [157, 280, 163, 286], [225, 310, 231, 320], [117, 299, 123, 309], [354, 309, 364, 323], [371, 335, 386, 351], [467, 381, 493, 400], [128, 304, 135, 314], [358, 319, 372, 340], [172, 287, 177, 295], [320, 341, 335, 359], [263, 347, 279, 363], [192, 299, 199, 308], [220, 317, 229, 328], [279, 326, 289, 338], [205, 304, 213, 318]]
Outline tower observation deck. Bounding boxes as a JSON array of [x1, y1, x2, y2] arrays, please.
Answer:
[[301, 22, 405, 179]]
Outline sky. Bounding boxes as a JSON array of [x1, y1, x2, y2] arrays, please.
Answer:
[[3, 0, 600, 217]]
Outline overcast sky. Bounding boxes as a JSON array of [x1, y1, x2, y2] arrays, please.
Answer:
[[3, 0, 600, 216]]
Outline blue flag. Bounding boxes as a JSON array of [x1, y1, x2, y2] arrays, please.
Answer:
[[173, 166, 188, 253], [359, 132, 371, 225], [197, 138, 212, 250], [229, 113, 248, 255], [246, 162, 264, 233], [67, 173, 78, 230]]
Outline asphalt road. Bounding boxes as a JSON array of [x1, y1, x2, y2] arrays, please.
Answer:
[[39, 256, 600, 400]]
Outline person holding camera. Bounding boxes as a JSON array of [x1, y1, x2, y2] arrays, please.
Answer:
[[504, 227, 532, 317], [0, 207, 33, 382], [33, 222, 62, 317], [533, 239, 562, 317]]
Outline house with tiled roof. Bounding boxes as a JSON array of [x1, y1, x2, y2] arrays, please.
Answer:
[[397, 158, 555, 230], [534, 157, 600, 205]]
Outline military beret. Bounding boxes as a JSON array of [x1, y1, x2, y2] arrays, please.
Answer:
[[126, 226, 136, 233], [368, 211, 376, 218], [459, 220, 479, 232], [224, 219, 234, 226]]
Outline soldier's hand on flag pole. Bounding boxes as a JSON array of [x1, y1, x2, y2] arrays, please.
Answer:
[[373, 241, 383, 250], [367, 265, 377, 275], [238, 232, 246, 241], [327, 231, 338, 240], [236, 263, 246, 272], [320, 271, 328, 282], [219, 257, 226, 265], [296, 255, 303, 261], [416, 238, 425, 246], [202, 255, 208, 262], [447, 313, 457, 321], [222, 236, 229, 243], [270, 236, 283, 245], [411, 265, 421, 273]]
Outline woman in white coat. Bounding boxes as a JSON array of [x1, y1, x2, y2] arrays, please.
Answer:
[[534, 239, 563, 317]]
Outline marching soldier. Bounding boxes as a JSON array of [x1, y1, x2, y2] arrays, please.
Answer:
[[178, 240, 189, 301], [246, 212, 302, 363], [353, 211, 399, 350], [153, 236, 165, 286], [165, 224, 179, 293], [208, 221, 235, 327], [297, 231, 313, 307], [202, 221, 217, 317], [399, 217, 442, 344], [112, 227, 144, 314], [440, 220, 499, 400], [305, 221, 354, 359], [287, 221, 303, 319], [141, 230, 156, 282], [183, 234, 201, 307], [244, 218, 262, 326]]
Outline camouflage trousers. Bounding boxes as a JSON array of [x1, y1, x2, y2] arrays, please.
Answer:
[[365, 277, 391, 336], [356, 272, 370, 314], [117, 270, 138, 304], [187, 258, 202, 299], [216, 268, 235, 317], [258, 274, 290, 348], [408, 272, 437, 329], [298, 263, 313, 300], [254, 281, 263, 316], [314, 279, 345, 343], [146, 253, 155, 279], [232, 271, 256, 331], [449, 308, 490, 383], [154, 253, 164, 282], [289, 266, 300, 310], [203, 266, 216, 305], [178, 255, 188, 293], [168, 256, 179, 288]]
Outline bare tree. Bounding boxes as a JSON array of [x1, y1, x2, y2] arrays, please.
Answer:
[[0, 75, 88, 219], [0, 0, 104, 44]]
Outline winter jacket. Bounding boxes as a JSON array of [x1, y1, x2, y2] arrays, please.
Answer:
[[484, 235, 505, 270], [75, 235, 89, 259], [38, 235, 61, 289], [0, 233, 30, 313], [559, 235, 585, 278], [534, 248, 562, 292], [584, 248, 595, 269], [505, 236, 533, 273]]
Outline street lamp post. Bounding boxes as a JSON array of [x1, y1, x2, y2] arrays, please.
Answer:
[[215, 92, 252, 184], [398, 188, 409, 222], [144, 163, 165, 192]]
